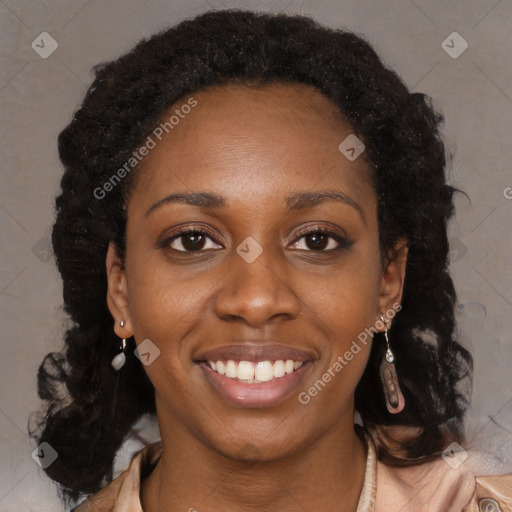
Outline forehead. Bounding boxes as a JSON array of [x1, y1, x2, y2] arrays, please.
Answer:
[[129, 82, 374, 211]]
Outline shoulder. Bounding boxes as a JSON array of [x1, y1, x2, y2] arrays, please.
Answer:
[[375, 449, 512, 512], [72, 441, 163, 512], [463, 473, 512, 511]]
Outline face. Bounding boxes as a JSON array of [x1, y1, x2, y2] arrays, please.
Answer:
[[106, 82, 407, 460]]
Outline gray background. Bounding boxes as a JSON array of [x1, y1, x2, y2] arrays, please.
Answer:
[[1, 0, 511, 510]]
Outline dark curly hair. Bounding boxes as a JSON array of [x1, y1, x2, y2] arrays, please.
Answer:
[[29, 7, 473, 507]]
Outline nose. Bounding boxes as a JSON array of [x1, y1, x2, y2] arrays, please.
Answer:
[[213, 241, 302, 328]]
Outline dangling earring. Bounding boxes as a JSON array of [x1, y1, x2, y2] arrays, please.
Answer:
[[111, 320, 127, 371], [378, 314, 405, 414]]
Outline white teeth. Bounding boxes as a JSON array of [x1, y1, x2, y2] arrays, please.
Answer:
[[237, 360, 255, 380], [273, 360, 285, 378], [207, 359, 306, 383], [225, 360, 237, 378], [255, 361, 274, 382]]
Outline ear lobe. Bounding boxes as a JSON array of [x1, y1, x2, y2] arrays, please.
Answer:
[[378, 238, 408, 314], [105, 241, 133, 338]]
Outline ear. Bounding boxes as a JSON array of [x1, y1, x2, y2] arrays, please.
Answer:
[[377, 237, 408, 322], [106, 241, 133, 339]]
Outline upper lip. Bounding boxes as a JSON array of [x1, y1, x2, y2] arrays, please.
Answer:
[[194, 343, 316, 363]]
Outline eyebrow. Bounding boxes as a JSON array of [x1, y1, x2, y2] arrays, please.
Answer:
[[145, 189, 365, 222]]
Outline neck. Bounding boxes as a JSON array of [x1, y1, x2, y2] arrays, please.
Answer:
[[141, 412, 367, 512]]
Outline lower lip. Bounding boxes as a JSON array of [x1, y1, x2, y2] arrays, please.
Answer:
[[198, 361, 314, 408]]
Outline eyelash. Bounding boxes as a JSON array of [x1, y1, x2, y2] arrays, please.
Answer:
[[160, 225, 353, 253]]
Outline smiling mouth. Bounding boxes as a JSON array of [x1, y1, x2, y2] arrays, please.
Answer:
[[201, 359, 307, 383], [196, 355, 315, 408]]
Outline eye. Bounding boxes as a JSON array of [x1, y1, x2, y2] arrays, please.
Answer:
[[290, 227, 353, 252], [161, 227, 222, 252], [160, 225, 353, 254]]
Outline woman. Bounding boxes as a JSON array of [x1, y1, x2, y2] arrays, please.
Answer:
[[31, 8, 512, 512]]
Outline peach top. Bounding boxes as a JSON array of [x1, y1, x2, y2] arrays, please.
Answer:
[[73, 428, 512, 512]]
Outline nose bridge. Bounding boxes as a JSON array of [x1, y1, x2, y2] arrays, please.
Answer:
[[235, 235, 280, 287], [214, 235, 301, 325]]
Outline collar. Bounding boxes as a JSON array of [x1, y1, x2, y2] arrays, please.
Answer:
[[355, 424, 378, 512]]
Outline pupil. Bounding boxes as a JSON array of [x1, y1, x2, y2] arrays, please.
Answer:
[[183, 233, 204, 251], [307, 233, 327, 250]]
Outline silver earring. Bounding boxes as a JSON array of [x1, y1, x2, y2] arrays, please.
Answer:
[[378, 314, 405, 414], [111, 320, 127, 371]]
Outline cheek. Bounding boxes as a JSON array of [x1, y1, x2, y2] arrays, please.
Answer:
[[126, 246, 205, 324], [311, 250, 382, 326], [124, 252, 219, 369], [304, 250, 380, 381], [124, 263, 197, 404]]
